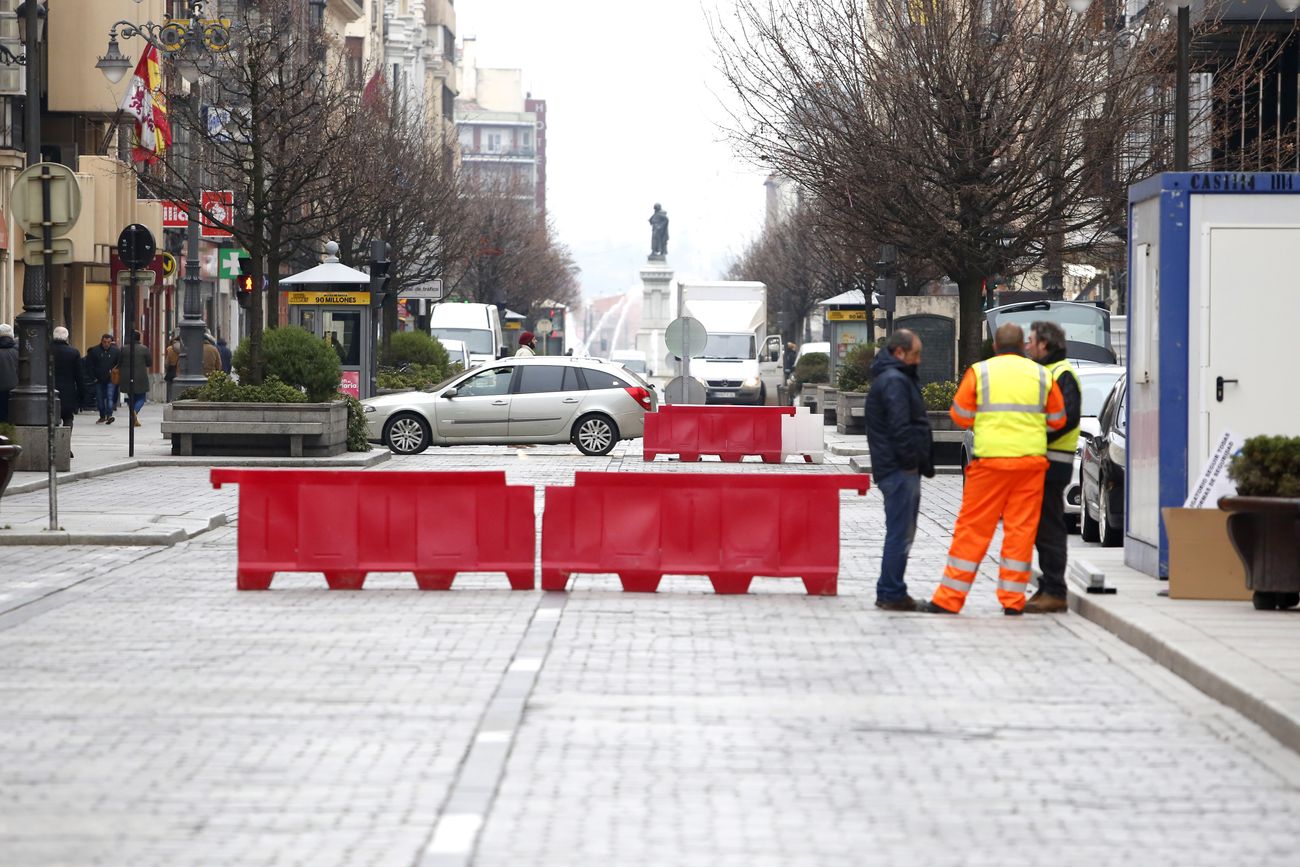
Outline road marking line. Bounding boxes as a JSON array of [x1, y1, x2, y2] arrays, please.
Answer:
[[509, 657, 542, 673], [425, 814, 483, 855], [475, 731, 511, 744]]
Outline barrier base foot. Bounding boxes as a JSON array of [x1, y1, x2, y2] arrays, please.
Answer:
[[620, 571, 662, 593], [325, 571, 367, 591], [679, 453, 700, 463], [720, 453, 742, 463], [709, 573, 753, 594], [415, 572, 456, 591], [541, 569, 569, 592], [507, 570, 535, 591], [643, 452, 658, 462], [237, 570, 274, 591], [761, 452, 782, 464], [802, 573, 837, 596]]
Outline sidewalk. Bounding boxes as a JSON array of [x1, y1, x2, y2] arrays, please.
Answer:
[[1064, 545, 1300, 754]]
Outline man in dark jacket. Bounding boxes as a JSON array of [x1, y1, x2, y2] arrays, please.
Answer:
[[1024, 321, 1082, 614], [864, 329, 934, 611], [0, 323, 18, 422], [52, 326, 86, 429], [86, 333, 121, 424], [782, 341, 797, 380], [216, 336, 233, 374]]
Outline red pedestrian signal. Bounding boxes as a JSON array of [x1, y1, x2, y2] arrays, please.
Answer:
[[236, 257, 254, 308]]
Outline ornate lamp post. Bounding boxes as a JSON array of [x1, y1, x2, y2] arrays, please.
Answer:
[[95, 1, 231, 395]]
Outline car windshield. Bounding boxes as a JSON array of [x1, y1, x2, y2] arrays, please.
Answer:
[[995, 305, 1110, 349], [1080, 371, 1123, 416], [701, 333, 755, 359], [431, 328, 494, 355]]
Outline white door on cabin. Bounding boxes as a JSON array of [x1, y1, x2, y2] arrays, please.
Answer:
[[1204, 227, 1300, 464]]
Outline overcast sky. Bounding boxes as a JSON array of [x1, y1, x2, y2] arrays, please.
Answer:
[[455, 0, 769, 302]]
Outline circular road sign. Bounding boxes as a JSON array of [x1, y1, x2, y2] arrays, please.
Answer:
[[535, 318, 553, 336], [665, 316, 707, 359], [664, 375, 709, 405], [117, 223, 157, 269], [11, 162, 82, 238], [160, 252, 178, 278]]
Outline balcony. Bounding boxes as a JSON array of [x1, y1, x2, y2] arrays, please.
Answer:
[[460, 146, 537, 160]]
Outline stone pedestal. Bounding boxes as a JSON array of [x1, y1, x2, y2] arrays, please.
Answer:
[[9, 425, 72, 472], [635, 256, 674, 376]]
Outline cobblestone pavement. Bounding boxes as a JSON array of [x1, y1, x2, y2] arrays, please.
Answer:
[[1, 443, 1298, 866]]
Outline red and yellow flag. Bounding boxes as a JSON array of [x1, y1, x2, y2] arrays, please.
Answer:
[[120, 44, 171, 164]]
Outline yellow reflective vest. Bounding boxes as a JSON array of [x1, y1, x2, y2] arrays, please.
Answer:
[[1045, 358, 1080, 465], [960, 354, 1056, 459]]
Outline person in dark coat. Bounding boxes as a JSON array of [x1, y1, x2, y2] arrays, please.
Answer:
[[863, 329, 934, 611], [217, 336, 233, 374], [120, 331, 151, 427], [0, 323, 18, 422], [783, 341, 797, 381], [52, 326, 87, 429], [86, 333, 121, 424]]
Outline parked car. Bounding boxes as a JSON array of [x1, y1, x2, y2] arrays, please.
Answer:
[[959, 364, 1124, 531], [610, 349, 649, 375], [438, 338, 474, 373], [1080, 373, 1128, 546], [362, 357, 657, 456]]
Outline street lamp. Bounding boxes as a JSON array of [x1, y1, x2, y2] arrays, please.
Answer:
[[96, 1, 233, 394], [6, 0, 50, 428]]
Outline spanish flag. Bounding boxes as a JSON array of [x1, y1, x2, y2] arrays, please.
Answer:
[[120, 43, 172, 164]]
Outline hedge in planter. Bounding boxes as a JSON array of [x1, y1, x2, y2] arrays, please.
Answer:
[[377, 332, 452, 391], [1228, 435, 1300, 497], [792, 352, 829, 392], [232, 326, 341, 402], [836, 344, 874, 393], [922, 380, 958, 412]]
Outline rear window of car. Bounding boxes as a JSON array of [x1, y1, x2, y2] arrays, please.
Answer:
[[516, 364, 567, 394], [562, 367, 585, 392], [583, 368, 631, 390]]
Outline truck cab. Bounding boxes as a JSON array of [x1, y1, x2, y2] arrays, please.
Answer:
[[429, 302, 505, 368], [679, 281, 778, 405]]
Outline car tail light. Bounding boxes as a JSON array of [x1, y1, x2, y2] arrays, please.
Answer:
[[624, 386, 652, 411]]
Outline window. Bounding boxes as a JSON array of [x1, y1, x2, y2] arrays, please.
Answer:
[[562, 367, 585, 392], [1114, 383, 1128, 434], [321, 311, 361, 367], [345, 37, 364, 91], [486, 132, 502, 152], [517, 365, 566, 394], [458, 367, 514, 397], [583, 369, 631, 391]]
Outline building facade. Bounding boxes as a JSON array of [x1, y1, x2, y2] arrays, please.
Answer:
[[383, 0, 457, 147], [455, 38, 544, 210]]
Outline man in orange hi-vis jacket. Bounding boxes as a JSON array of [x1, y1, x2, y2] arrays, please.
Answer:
[[918, 322, 1067, 616]]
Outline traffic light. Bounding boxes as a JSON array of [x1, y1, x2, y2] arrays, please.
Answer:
[[369, 240, 391, 306], [874, 244, 897, 314], [235, 256, 254, 309]]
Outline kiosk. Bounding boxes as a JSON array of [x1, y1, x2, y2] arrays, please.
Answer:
[[816, 289, 873, 384], [1125, 172, 1300, 576], [281, 244, 376, 399]]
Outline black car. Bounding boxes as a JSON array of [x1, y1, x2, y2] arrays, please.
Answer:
[[1080, 373, 1127, 546]]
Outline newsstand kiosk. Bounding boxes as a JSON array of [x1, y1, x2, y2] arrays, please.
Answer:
[[280, 243, 377, 399]]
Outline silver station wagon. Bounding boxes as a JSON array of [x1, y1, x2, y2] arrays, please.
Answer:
[[362, 357, 658, 456]]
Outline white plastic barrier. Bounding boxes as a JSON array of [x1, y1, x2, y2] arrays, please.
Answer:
[[780, 406, 825, 464]]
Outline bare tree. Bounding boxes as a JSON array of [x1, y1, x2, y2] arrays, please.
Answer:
[[715, 0, 1174, 369]]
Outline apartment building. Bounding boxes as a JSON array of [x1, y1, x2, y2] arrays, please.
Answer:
[[383, 0, 457, 146], [454, 37, 545, 211]]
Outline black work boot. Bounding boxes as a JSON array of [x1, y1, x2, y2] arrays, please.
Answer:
[[917, 601, 957, 615], [875, 596, 918, 612]]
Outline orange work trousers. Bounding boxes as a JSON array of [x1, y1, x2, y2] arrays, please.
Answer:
[[932, 456, 1048, 613]]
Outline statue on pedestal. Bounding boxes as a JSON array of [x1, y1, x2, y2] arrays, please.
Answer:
[[649, 203, 669, 259]]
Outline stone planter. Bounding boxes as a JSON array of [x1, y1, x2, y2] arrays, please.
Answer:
[[836, 391, 867, 435], [927, 410, 957, 432], [798, 385, 822, 416], [1218, 496, 1300, 610], [163, 401, 348, 457], [817, 386, 838, 426], [0, 435, 20, 499], [7, 425, 71, 472]]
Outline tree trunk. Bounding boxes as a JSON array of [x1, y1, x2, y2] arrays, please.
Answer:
[[248, 241, 265, 387], [956, 274, 986, 374]]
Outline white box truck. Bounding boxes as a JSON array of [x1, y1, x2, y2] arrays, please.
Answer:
[[678, 281, 783, 405], [429, 302, 504, 368]]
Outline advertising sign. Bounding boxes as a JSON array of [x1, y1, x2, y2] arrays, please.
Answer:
[[200, 190, 234, 239], [339, 370, 360, 399], [285, 291, 370, 306]]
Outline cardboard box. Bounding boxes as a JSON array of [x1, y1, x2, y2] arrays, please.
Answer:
[[1161, 507, 1252, 601]]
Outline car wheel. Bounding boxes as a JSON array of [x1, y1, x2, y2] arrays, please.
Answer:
[[1080, 475, 1100, 543], [1098, 475, 1122, 547], [573, 413, 618, 456], [384, 413, 431, 455]]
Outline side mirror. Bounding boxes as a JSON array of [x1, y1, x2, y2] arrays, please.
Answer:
[[443, 388, 458, 399], [498, 348, 510, 359]]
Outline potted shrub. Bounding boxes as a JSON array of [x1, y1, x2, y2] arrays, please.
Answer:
[[1219, 435, 1300, 610], [835, 345, 872, 435], [791, 352, 828, 413], [166, 326, 363, 457], [377, 332, 454, 394], [922, 380, 959, 430]]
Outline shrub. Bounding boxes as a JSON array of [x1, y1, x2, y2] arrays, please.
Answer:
[[1228, 435, 1300, 498], [233, 326, 342, 402], [376, 363, 448, 392], [180, 371, 307, 404], [836, 344, 874, 393], [0, 421, 16, 441], [792, 352, 829, 390], [380, 331, 449, 370], [922, 380, 958, 412], [338, 393, 372, 452]]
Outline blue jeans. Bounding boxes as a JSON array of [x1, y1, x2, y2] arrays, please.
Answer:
[[877, 470, 922, 602], [130, 393, 147, 414], [96, 382, 115, 418]]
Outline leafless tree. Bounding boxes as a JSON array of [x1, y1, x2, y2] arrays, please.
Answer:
[[715, 0, 1176, 369]]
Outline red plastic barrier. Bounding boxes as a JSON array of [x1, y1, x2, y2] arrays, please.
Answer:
[[211, 469, 535, 591], [644, 405, 796, 463], [542, 471, 868, 595]]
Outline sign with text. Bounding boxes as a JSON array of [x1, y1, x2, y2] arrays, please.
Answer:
[[199, 190, 234, 239], [285, 290, 370, 306], [339, 370, 360, 399], [827, 309, 867, 321], [159, 200, 188, 228], [1184, 430, 1242, 509]]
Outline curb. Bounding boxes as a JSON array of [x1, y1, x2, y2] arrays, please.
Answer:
[[5, 450, 391, 495], [847, 456, 963, 475], [0, 512, 229, 547], [1068, 583, 1300, 755]]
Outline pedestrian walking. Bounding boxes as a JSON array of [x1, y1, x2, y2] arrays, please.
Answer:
[[164, 332, 180, 400], [52, 326, 87, 432], [864, 329, 934, 611], [121, 330, 151, 428], [202, 331, 222, 375], [515, 331, 537, 357], [1023, 321, 1081, 614], [919, 323, 1067, 616], [86, 333, 121, 424], [783, 341, 797, 381], [0, 323, 18, 423], [217, 336, 233, 374]]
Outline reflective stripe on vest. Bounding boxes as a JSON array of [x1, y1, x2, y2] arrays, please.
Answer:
[[970, 355, 1052, 458], [1045, 359, 1080, 458]]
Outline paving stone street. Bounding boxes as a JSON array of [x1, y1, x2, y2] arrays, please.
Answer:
[[2, 440, 1299, 866]]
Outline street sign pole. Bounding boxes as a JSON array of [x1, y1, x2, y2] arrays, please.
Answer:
[[40, 166, 57, 530], [117, 224, 157, 459]]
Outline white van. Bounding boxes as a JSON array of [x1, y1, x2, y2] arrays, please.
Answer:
[[429, 302, 504, 368], [609, 349, 649, 375]]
